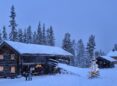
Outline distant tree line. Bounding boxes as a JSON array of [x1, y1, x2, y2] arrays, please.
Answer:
[[0, 5, 55, 46], [62, 33, 105, 67], [113, 44, 117, 51], [0, 5, 106, 67]]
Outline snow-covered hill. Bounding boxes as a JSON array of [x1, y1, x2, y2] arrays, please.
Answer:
[[0, 64, 117, 86]]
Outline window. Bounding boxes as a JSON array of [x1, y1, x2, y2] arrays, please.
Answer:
[[11, 66, 15, 73], [11, 54, 15, 60], [4, 53, 10, 60], [0, 55, 3, 59], [0, 66, 4, 72], [36, 64, 42, 68]]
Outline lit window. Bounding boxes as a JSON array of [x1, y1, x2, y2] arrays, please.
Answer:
[[36, 64, 42, 68], [11, 66, 15, 73], [11, 54, 15, 60], [0, 66, 4, 71], [0, 55, 3, 59]]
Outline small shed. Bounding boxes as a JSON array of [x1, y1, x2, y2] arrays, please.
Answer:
[[107, 51, 117, 64], [96, 56, 116, 68]]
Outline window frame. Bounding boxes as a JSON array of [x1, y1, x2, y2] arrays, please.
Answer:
[[0, 66, 4, 72], [11, 54, 15, 60], [11, 66, 16, 73], [0, 55, 3, 60]]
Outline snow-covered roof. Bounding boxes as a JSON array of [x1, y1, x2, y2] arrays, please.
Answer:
[[100, 56, 116, 62], [107, 51, 117, 57], [2, 41, 73, 56]]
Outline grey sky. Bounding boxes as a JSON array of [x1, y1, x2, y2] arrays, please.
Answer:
[[0, 0, 117, 53]]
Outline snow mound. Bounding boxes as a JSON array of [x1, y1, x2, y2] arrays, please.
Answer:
[[57, 63, 89, 77]]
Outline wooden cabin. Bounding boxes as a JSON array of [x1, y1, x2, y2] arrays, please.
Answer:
[[96, 56, 115, 68], [107, 50, 117, 64], [0, 41, 73, 78]]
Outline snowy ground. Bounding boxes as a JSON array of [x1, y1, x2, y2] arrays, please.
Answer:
[[0, 64, 117, 86]]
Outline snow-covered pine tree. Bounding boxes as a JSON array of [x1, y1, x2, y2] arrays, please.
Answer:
[[50, 26, 55, 46], [99, 50, 105, 56], [26, 26, 32, 43], [17, 28, 23, 42], [77, 39, 85, 67], [42, 24, 46, 45], [95, 51, 100, 58], [95, 50, 105, 58], [113, 44, 117, 51], [46, 28, 49, 45], [37, 22, 43, 44], [86, 35, 96, 67], [2, 26, 7, 40], [62, 33, 74, 65], [22, 29, 27, 43], [71, 40, 76, 65], [71, 40, 75, 55], [46, 26, 55, 46], [84, 47, 90, 67], [32, 31, 37, 44], [62, 33, 73, 53], [0, 30, 2, 43], [9, 5, 17, 41]]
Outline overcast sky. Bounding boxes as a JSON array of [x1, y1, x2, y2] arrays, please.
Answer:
[[0, 0, 117, 53]]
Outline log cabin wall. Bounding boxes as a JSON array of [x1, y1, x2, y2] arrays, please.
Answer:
[[110, 57, 117, 64], [0, 42, 72, 78], [20, 55, 71, 75], [21, 55, 50, 74], [22, 55, 47, 64], [0, 44, 19, 78], [47, 55, 71, 64]]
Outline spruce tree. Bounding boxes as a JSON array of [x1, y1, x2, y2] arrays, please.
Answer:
[[62, 33, 75, 55], [95, 50, 105, 57], [49, 26, 55, 46], [72, 40, 78, 66], [71, 40, 76, 66], [46, 28, 50, 45], [26, 26, 32, 43], [62, 33, 74, 65], [2, 26, 7, 40], [84, 47, 90, 67], [17, 28, 23, 42], [32, 31, 37, 44], [86, 35, 96, 67], [23, 29, 27, 43], [62, 33, 73, 54], [9, 5, 17, 41], [77, 39, 85, 67], [113, 44, 117, 51], [37, 22, 42, 44], [71, 40, 75, 55], [42, 24, 46, 45], [95, 51, 100, 58], [0, 30, 2, 43], [99, 50, 105, 56], [46, 26, 55, 46]]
